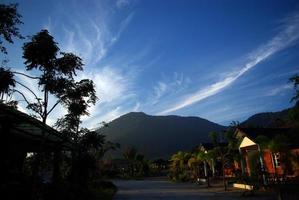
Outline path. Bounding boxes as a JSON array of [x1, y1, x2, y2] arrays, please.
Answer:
[[113, 177, 274, 200]]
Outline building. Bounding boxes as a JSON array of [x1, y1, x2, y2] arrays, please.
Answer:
[[0, 103, 74, 197], [236, 127, 299, 179]]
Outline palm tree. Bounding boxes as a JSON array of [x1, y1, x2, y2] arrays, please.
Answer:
[[123, 147, 137, 177], [209, 130, 241, 191], [170, 151, 191, 181], [0, 67, 15, 101], [187, 154, 201, 181]]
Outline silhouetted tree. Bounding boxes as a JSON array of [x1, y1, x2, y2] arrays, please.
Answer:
[[0, 3, 24, 54], [209, 129, 240, 191], [55, 79, 97, 141], [0, 3, 23, 107], [169, 151, 191, 181], [289, 74, 299, 103], [288, 75, 299, 127], [123, 147, 137, 177], [22, 29, 84, 124], [0, 67, 15, 102]]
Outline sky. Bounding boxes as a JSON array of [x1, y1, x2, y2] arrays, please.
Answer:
[[2, 0, 299, 128]]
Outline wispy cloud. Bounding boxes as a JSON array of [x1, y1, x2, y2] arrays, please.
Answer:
[[266, 84, 292, 96], [116, 0, 131, 9], [151, 72, 190, 105], [153, 82, 167, 104], [50, 2, 135, 66], [158, 13, 299, 115], [79, 65, 138, 128]]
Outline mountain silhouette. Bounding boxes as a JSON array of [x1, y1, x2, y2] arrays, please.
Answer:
[[97, 112, 225, 159]]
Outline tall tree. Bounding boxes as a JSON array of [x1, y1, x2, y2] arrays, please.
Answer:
[[55, 78, 97, 141], [0, 3, 23, 107], [22, 30, 84, 124]]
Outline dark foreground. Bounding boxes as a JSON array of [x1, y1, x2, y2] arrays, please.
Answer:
[[113, 177, 275, 200]]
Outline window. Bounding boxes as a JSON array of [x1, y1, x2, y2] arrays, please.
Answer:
[[272, 153, 280, 168]]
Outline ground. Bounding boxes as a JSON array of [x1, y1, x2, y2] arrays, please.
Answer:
[[113, 177, 275, 200]]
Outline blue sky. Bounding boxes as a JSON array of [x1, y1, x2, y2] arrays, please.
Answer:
[[2, 0, 299, 128]]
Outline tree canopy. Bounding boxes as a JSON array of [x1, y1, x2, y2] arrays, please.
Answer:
[[0, 3, 24, 54]]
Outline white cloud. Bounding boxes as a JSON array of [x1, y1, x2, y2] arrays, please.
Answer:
[[266, 84, 292, 96], [54, 2, 134, 66], [152, 72, 191, 105], [133, 102, 141, 111], [158, 13, 299, 115], [78, 65, 137, 126], [153, 81, 167, 103]]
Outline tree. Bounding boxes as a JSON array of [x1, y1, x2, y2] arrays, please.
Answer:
[[77, 130, 119, 181], [209, 129, 240, 191], [169, 151, 191, 181], [0, 3, 23, 107], [288, 75, 299, 127], [0, 3, 24, 54], [22, 29, 84, 124], [55, 79, 97, 141], [187, 154, 201, 181], [196, 149, 217, 187], [0, 67, 16, 106], [289, 74, 299, 103], [123, 147, 137, 177], [256, 134, 290, 200]]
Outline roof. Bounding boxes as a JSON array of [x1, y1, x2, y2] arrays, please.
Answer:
[[239, 136, 257, 148], [0, 103, 74, 151]]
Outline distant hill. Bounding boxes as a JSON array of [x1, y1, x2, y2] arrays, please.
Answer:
[[241, 108, 291, 128], [97, 112, 226, 159]]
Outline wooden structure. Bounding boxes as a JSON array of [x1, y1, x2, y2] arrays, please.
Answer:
[[0, 103, 73, 191], [236, 127, 299, 178]]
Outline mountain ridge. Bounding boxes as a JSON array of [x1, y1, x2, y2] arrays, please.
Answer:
[[99, 107, 292, 159], [98, 112, 226, 159]]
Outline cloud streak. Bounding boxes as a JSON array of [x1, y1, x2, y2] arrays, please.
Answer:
[[158, 13, 299, 115]]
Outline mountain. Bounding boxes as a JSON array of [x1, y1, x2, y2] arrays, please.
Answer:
[[97, 112, 226, 159], [241, 108, 291, 128]]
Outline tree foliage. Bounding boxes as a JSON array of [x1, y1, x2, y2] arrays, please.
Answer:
[[22, 30, 86, 124], [0, 3, 24, 54], [289, 74, 299, 103], [0, 67, 15, 99]]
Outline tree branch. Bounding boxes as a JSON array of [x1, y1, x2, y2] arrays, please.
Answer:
[[47, 100, 61, 116], [15, 80, 42, 105], [13, 89, 43, 119], [12, 89, 31, 105], [12, 71, 39, 79]]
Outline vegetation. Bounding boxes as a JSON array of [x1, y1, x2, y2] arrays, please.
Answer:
[[122, 146, 150, 178], [0, 2, 118, 199], [0, 3, 24, 54]]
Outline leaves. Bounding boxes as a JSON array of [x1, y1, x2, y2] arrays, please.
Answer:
[[22, 30, 97, 126], [123, 147, 137, 161], [0, 3, 24, 54], [23, 29, 58, 71], [289, 74, 299, 102], [55, 52, 83, 77], [0, 67, 15, 96]]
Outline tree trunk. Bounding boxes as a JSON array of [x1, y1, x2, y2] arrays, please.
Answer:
[[222, 157, 227, 191]]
